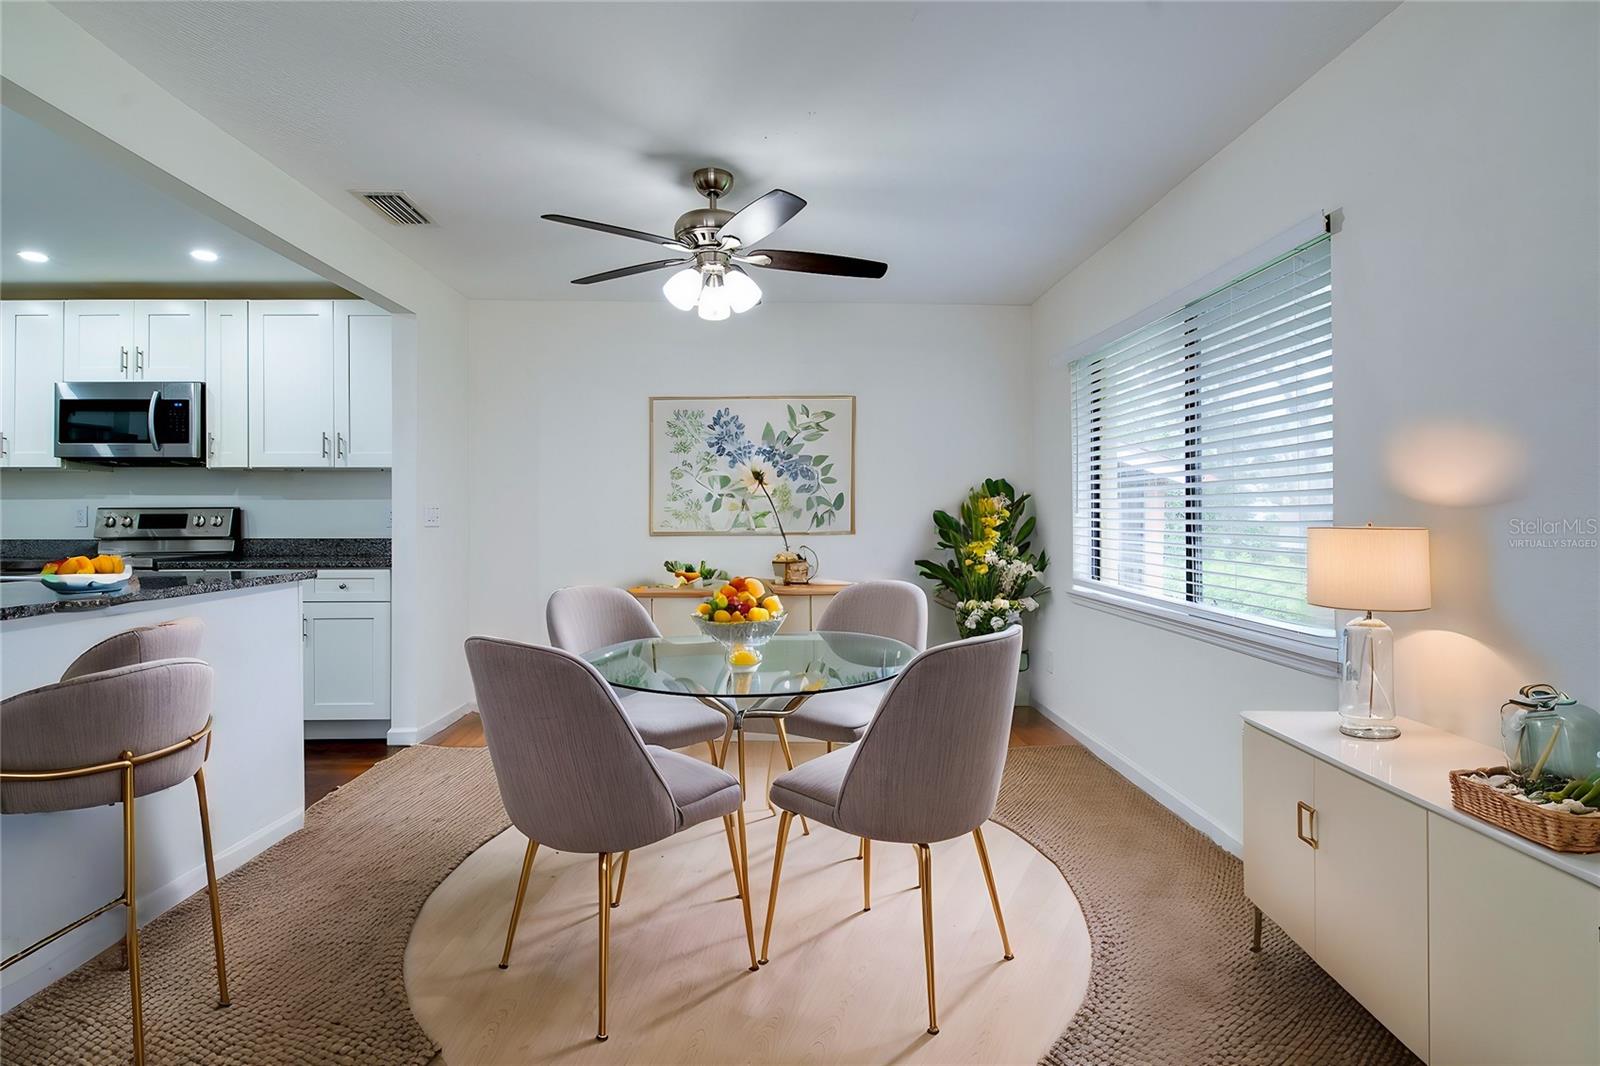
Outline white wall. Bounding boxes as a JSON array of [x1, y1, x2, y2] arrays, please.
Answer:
[[466, 301, 1032, 646], [0, 468, 391, 539], [1, 5, 473, 742], [1028, 1, 1600, 848]]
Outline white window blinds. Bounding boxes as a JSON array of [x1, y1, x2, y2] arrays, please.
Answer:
[[1070, 233, 1335, 642]]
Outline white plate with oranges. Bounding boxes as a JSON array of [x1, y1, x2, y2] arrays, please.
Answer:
[[40, 554, 131, 593]]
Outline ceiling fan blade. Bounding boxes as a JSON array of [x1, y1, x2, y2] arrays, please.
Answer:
[[543, 214, 686, 249], [570, 259, 691, 285], [718, 190, 806, 248], [742, 249, 888, 279]]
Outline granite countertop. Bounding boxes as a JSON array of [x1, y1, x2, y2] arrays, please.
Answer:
[[1, 538, 390, 572], [1, 570, 315, 622]]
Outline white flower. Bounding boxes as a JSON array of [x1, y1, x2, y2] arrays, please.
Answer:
[[990, 616, 1005, 630], [983, 550, 999, 565], [991, 596, 1005, 608], [737, 460, 781, 495]]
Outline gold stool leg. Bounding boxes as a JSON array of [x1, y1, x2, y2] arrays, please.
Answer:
[[759, 810, 794, 964], [772, 721, 809, 835], [916, 843, 938, 1035], [971, 827, 1014, 960], [193, 768, 231, 1005], [596, 852, 611, 1041], [122, 757, 146, 1066], [498, 838, 539, 969], [610, 851, 630, 908], [862, 838, 872, 911], [726, 814, 758, 970], [733, 728, 758, 972]]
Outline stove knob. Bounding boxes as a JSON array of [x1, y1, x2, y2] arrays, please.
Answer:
[[103, 515, 117, 528], [211, 515, 225, 527], [193, 514, 206, 527], [120, 516, 133, 528]]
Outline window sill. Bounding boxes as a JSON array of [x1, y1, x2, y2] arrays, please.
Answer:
[[1068, 584, 1339, 678]]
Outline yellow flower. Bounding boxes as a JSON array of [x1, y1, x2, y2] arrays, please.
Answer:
[[975, 564, 989, 574]]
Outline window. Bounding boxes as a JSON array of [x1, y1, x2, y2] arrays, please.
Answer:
[[1069, 232, 1335, 669]]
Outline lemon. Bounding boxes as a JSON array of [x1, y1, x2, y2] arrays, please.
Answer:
[[729, 647, 761, 667], [747, 607, 770, 622], [762, 596, 783, 614], [695, 602, 712, 617], [713, 609, 733, 623]]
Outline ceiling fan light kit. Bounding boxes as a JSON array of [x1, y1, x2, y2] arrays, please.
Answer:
[[543, 166, 888, 321]]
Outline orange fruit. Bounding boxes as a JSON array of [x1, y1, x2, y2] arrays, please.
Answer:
[[762, 596, 783, 614], [713, 609, 733, 623], [695, 602, 712, 616], [745, 579, 766, 598]]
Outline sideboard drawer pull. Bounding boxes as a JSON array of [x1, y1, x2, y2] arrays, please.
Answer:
[[1296, 800, 1319, 849]]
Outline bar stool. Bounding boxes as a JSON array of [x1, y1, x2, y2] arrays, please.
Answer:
[[1, 632, 226, 1066]]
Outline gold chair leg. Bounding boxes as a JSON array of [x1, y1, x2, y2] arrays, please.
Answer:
[[610, 851, 630, 908], [597, 852, 611, 1041], [1250, 905, 1263, 953], [734, 729, 758, 972], [705, 740, 720, 764], [772, 721, 809, 835], [857, 838, 864, 861], [721, 815, 745, 900], [825, 741, 834, 753], [499, 838, 539, 969], [122, 757, 146, 1066], [916, 843, 938, 1035], [193, 767, 231, 1005], [862, 838, 872, 911], [759, 810, 794, 964], [913, 844, 923, 888], [971, 827, 1014, 960], [726, 815, 758, 970]]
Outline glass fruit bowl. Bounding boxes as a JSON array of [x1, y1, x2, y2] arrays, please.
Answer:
[[692, 614, 785, 667]]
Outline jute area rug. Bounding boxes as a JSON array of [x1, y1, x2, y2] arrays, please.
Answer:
[[0, 746, 509, 1066], [3, 742, 1417, 1065]]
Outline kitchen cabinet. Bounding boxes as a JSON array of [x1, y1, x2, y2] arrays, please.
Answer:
[[133, 300, 207, 379], [63, 300, 134, 380], [334, 301, 392, 468], [1242, 724, 1316, 954], [204, 301, 249, 468], [1, 301, 64, 468], [303, 570, 392, 732], [248, 300, 335, 467]]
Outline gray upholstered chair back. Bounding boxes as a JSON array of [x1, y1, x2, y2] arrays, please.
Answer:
[[817, 580, 928, 652], [1, 659, 214, 814], [546, 586, 660, 654], [465, 637, 680, 853], [836, 626, 1022, 843], [61, 618, 204, 681]]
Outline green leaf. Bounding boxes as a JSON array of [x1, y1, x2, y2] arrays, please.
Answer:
[[833, 492, 845, 509], [711, 497, 722, 512], [762, 422, 775, 444]]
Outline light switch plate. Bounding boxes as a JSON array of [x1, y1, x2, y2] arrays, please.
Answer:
[[73, 505, 90, 528], [423, 505, 441, 528]]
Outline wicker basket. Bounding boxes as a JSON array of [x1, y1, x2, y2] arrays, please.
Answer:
[[1449, 767, 1600, 854]]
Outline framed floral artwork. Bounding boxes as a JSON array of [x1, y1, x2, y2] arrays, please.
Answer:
[[649, 395, 856, 535]]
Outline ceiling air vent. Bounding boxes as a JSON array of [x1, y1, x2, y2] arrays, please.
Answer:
[[354, 190, 432, 226]]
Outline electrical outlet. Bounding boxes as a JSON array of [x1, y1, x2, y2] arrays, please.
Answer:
[[386, 507, 393, 529], [73, 505, 90, 528], [423, 505, 441, 528]]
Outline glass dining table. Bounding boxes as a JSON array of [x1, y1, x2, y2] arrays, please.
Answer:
[[583, 631, 916, 890]]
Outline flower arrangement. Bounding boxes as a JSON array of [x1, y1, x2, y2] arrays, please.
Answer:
[[915, 477, 1050, 639]]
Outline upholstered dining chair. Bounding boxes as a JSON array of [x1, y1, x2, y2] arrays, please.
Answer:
[[465, 637, 759, 1041], [759, 625, 1022, 1036], [59, 616, 205, 680], [1, 654, 226, 1066], [546, 586, 733, 904]]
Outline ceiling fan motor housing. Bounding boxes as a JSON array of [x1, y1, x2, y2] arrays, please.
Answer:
[[675, 206, 734, 248]]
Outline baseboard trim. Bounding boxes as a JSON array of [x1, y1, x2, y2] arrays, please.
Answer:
[[390, 701, 473, 746], [1029, 700, 1242, 857], [0, 807, 303, 1011]]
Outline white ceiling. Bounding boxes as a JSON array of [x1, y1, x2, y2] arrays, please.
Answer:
[[58, 1, 1394, 304], [0, 107, 332, 287]]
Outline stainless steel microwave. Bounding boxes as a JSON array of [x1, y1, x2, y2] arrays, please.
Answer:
[[54, 381, 205, 464]]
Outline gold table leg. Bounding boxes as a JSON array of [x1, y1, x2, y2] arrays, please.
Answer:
[[862, 838, 872, 911], [596, 852, 611, 1041], [122, 756, 146, 1066], [772, 720, 809, 835], [725, 815, 758, 969], [734, 728, 758, 971], [916, 843, 938, 1036], [760, 810, 794, 964], [499, 838, 539, 969], [194, 767, 231, 1005], [972, 827, 1014, 960]]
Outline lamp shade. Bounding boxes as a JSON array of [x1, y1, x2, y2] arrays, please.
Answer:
[[1306, 526, 1432, 612]]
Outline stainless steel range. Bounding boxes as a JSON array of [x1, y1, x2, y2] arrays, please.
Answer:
[[96, 506, 240, 566]]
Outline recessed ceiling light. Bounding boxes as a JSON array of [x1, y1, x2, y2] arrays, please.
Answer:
[[189, 249, 219, 262], [16, 250, 49, 264]]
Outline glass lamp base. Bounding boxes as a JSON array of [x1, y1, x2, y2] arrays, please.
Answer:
[[1336, 615, 1400, 740], [1339, 719, 1402, 740]]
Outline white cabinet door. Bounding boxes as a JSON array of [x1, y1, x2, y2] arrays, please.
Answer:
[[134, 300, 206, 380], [1242, 726, 1317, 955], [248, 301, 334, 467], [333, 301, 392, 468], [1312, 762, 1430, 1061], [303, 601, 391, 721], [63, 300, 134, 380], [204, 301, 248, 468], [1428, 813, 1600, 1066], [1, 301, 64, 468]]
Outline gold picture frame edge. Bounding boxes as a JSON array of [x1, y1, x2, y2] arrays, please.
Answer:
[[647, 394, 858, 537]]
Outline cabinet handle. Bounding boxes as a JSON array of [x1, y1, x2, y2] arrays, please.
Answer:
[[321, 432, 331, 458], [336, 433, 346, 460], [1295, 800, 1318, 849], [208, 432, 216, 458], [302, 617, 309, 641], [135, 346, 145, 373], [120, 346, 129, 373], [0, 432, 7, 459], [338, 582, 348, 590]]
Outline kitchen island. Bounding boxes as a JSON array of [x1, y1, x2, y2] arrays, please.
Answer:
[[0, 571, 310, 1008]]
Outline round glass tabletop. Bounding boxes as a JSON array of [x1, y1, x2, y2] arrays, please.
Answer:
[[583, 632, 916, 700]]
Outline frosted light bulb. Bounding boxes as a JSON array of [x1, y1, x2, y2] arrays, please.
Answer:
[[697, 273, 732, 321], [662, 267, 702, 311], [724, 268, 762, 314]]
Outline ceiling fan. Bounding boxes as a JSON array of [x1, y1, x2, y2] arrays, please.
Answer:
[[542, 167, 889, 320]]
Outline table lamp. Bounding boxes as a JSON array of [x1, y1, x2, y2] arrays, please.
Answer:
[[1306, 525, 1431, 739]]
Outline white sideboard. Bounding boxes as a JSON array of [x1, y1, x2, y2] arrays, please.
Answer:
[[1243, 711, 1600, 1066], [628, 581, 846, 637]]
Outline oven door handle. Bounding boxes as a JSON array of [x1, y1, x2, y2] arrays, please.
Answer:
[[147, 390, 162, 452]]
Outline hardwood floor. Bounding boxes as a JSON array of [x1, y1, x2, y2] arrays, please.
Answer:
[[305, 706, 1073, 805]]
